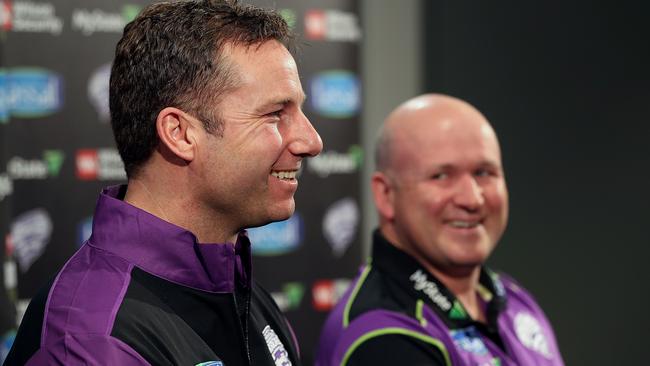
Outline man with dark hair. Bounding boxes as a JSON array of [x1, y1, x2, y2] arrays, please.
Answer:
[[316, 94, 563, 365], [6, 1, 321, 365]]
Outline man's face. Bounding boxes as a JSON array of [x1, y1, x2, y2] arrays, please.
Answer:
[[386, 108, 509, 275], [192, 40, 322, 231]]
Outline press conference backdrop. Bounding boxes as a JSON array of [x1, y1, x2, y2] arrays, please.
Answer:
[[423, 1, 650, 364], [0, 1, 362, 364]]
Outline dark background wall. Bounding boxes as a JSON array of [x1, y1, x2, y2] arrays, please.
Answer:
[[423, 1, 650, 364]]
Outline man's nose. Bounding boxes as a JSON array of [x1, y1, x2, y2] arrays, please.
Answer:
[[289, 111, 323, 157], [453, 174, 485, 210]]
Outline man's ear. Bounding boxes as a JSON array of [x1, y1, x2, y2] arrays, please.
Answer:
[[371, 171, 395, 221], [156, 107, 198, 162]]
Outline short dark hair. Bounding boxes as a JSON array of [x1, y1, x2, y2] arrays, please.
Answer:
[[110, 0, 293, 177]]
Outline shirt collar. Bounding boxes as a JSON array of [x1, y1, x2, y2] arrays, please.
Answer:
[[88, 185, 251, 293], [371, 229, 507, 329]]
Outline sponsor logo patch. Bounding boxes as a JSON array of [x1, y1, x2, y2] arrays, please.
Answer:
[[514, 312, 552, 358], [410, 269, 452, 312], [262, 325, 292, 366], [322, 197, 358, 257], [310, 71, 360, 118], [248, 213, 303, 256], [9, 208, 52, 272], [305, 9, 361, 41], [450, 326, 489, 356]]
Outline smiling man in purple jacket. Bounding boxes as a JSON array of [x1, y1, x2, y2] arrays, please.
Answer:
[[316, 94, 564, 366], [5, 1, 322, 365]]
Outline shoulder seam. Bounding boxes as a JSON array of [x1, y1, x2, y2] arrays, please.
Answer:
[[342, 265, 372, 328]]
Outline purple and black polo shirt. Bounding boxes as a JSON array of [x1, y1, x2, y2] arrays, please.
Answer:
[[316, 230, 564, 366], [5, 185, 299, 366]]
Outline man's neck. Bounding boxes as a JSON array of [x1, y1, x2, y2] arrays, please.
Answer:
[[124, 175, 239, 244], [427, 265, 486, 323]]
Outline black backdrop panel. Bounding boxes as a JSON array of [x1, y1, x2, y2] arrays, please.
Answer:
[[423, 1, 650, 365]]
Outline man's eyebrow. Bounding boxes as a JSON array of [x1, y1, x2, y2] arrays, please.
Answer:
[[256, 91, 307, 113]]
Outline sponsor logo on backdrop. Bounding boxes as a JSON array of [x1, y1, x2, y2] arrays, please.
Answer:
[[76, 148, 126, 181], [304, 9, 361, 41], [8, 208, 52, 272], [248, 213, 303, 256], [77, 216, 93, 247], [262, 325, 292, 366], [87, 63, 111, 122], [0, 173, 12, 202], [7, 150, 64, 180], [270, 282, 305, 312], [1, 1, 11, 31], [0, 70, 7, 123], [4, 68, 63, 118], [278, 8, 295, 30], [322, 197, 358, 257], [450, 326, 489, 356], [310, 70, 360, 118], [312, 278, 351, 311], [307, 145, 362, 177], [71, 4, 141, 36], [514, 312, 552, 358], [5, 0, 63, 35]]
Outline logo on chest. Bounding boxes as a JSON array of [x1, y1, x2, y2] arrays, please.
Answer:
[[262, 325, 292, 366], [450, 326, 489, 356], [513, 312, 552, 358]]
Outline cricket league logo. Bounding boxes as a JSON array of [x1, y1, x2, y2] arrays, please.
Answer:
[[262, 325, 292, 366]]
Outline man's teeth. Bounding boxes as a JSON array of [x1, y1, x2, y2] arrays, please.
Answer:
[[449, 221, 479, 228], [271, 171, 297, 180]]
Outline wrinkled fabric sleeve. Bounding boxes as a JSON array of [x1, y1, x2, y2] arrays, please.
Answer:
[[26, 333, 150, 366]]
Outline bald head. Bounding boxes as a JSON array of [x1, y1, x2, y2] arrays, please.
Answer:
[[370, 93, 509, 277], [375, 94, 500, 174]]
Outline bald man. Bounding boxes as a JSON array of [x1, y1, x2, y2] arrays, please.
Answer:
[[316, 94, 564, 366]]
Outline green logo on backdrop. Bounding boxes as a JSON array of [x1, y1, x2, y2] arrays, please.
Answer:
[[43, 150, 64, 176]]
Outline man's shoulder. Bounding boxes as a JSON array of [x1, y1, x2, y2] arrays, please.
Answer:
[[344, 264, 416, 322]]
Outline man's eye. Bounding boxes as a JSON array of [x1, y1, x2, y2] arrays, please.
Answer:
[[431, 173, 448, 180], [475, 169, 493, 177], [267, 110, 283, 118]]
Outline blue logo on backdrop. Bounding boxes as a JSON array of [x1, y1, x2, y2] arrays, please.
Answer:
[[310, 70, 360, 118], [248, 213, 303, 256], [77, 216, 93, 247], [6, 68, 63, 118], [0, 71, 7, 123]]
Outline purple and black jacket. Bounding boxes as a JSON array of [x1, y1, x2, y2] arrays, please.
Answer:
[[5, 185, 299, 366], [316, 230, 564, 366]]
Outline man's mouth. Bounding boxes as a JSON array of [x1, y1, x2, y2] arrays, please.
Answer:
[[271, 170, 298, 181], [447, 220, 482, 229]]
